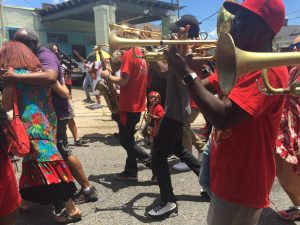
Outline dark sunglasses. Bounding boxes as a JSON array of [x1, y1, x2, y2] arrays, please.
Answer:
[[289, 42, 300, 50]]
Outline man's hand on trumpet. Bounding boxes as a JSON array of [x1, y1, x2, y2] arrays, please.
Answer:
[[165, 25, 194, 77]]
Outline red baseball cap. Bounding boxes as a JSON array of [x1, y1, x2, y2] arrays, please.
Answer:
[[223, 0, 285, 34]]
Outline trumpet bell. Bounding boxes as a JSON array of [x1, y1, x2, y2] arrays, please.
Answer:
[[216, 32, 300, 96], [216, 33, 237, 96]]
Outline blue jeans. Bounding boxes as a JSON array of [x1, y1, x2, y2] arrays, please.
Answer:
[[82, 74, 93, 99], [199, 133, 212, 197]]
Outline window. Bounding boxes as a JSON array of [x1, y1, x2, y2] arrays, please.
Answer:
[[47, 33, 68, 44]]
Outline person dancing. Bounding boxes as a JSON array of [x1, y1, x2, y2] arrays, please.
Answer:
[[1, 41, 81, 224], [276, 35, 300, 222]]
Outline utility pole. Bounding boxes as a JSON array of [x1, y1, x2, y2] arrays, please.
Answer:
[[176, 0, 180, 18], [0, 0, 5, 44]]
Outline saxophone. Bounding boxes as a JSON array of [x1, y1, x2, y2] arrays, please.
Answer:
[[95, 45, 119, 114]]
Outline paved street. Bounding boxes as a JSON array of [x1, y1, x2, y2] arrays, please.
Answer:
[[15, 87, 300, 225]]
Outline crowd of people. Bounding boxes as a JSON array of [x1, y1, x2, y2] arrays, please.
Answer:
[[0, 0, 300, 224]]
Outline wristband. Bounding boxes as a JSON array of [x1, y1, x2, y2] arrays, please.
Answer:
[[181, 72, 198, 86]]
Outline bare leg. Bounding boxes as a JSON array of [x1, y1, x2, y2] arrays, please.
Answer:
[[67, 155, 91, 189], [64, 199, 80, 215], [68, 118, 79, 141], [275, 154, 300, 206], [95, 95, 101, 104], [54, 199, 81, 223], [0, 210, 18, 225]]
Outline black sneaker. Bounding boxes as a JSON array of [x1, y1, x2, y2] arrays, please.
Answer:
[[73, 185, 98, 204], [114, 171, 138, 181], [74, 138, 88, 146], [147, 202, 178, 220]]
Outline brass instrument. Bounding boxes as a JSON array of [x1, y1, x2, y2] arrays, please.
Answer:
[[94, 45, 119, 114], [216, 32, 300, 96], [109, 23, 161, 39], [109, 32, 217, 61]]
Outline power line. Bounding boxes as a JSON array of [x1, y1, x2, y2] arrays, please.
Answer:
[[199, 10, 219, 24], [289, 15, 300, 21]]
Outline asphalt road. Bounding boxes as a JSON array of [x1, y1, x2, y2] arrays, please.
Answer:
[[14, 87, 300, 225]]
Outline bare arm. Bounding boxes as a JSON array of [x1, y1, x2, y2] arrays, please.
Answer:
[[167, 47, 249, 129], [51, 81, 70, 99], [149, 61, 170, 78], [101, 70, 129, 87], [187, 76, 249, 129], [3, 69, 57, 86], [2, 85, 13, 112]]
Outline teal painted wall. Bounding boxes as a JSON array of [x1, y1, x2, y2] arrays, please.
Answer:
[[2, 6, 96, 57]]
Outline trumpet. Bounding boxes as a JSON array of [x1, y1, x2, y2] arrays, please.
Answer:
[[109, 24, 161, 39], [216, 32, 300, 96]]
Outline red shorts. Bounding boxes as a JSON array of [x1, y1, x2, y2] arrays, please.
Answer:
[[0, 159, 21, 216]]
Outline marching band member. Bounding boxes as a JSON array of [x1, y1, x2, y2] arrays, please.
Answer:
[[146, 15, 201, 220], [101, 44, 151, 181], [166, 0, 288, 224]]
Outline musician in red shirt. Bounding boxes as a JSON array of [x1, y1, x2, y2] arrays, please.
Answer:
[[101, 47, 151, 180], [166, 0, 288, 224]]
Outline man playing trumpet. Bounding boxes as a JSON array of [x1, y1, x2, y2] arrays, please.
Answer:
[[166, 0, 288, 224]]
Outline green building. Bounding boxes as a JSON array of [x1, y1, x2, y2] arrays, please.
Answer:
[[0, 0, 179, 59]]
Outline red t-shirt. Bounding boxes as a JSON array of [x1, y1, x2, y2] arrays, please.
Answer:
[[149, 103, 164, 119], [149, 103, 164, 138], [208, 67, 288, 208], [119, 48, 147, 112]]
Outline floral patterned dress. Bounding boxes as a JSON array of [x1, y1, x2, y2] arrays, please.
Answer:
[[276, 67, 300, 173], [15, 69, 75, 204]]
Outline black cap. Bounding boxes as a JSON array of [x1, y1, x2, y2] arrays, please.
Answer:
[[168, 15, 200, 38]]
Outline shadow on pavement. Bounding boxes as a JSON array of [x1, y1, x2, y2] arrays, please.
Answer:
[[17, 204, 54, 225], [95, 192, 205, 223], [258, 207, 297, 225], [88, 170, 154, 193], [82, 134, 119, 146]]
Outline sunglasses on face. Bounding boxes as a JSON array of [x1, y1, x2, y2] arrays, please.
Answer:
[[289, 42, 300, 50]]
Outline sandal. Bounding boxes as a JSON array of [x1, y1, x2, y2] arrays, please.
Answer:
[[278, 206, 300, 221], [54, 210, 82, 224]]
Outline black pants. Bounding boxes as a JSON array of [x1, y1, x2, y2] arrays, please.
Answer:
[[118, 112, 150, 173], [57, 119, 72, 159], [152, 117, 200, 203]]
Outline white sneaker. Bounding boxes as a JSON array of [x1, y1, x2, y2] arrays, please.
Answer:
[[147, 202, 178, 220], [90, 103, 102, 109], [172, 162, 190, 171]]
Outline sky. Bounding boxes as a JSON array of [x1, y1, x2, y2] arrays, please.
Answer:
[[4, 0, 300, 39]]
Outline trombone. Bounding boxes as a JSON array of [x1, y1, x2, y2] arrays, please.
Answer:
[[109, 32, 217, 61], [216, 32, 300, 96], [109, 24, 161, 39]]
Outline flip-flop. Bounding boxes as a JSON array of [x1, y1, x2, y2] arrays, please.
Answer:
[[54, 210, 82, 224], [278, 206, 300, 221]]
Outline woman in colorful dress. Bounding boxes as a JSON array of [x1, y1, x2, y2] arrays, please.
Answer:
[[1, 41, 81, 224], [275, 36, 300, 222]]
